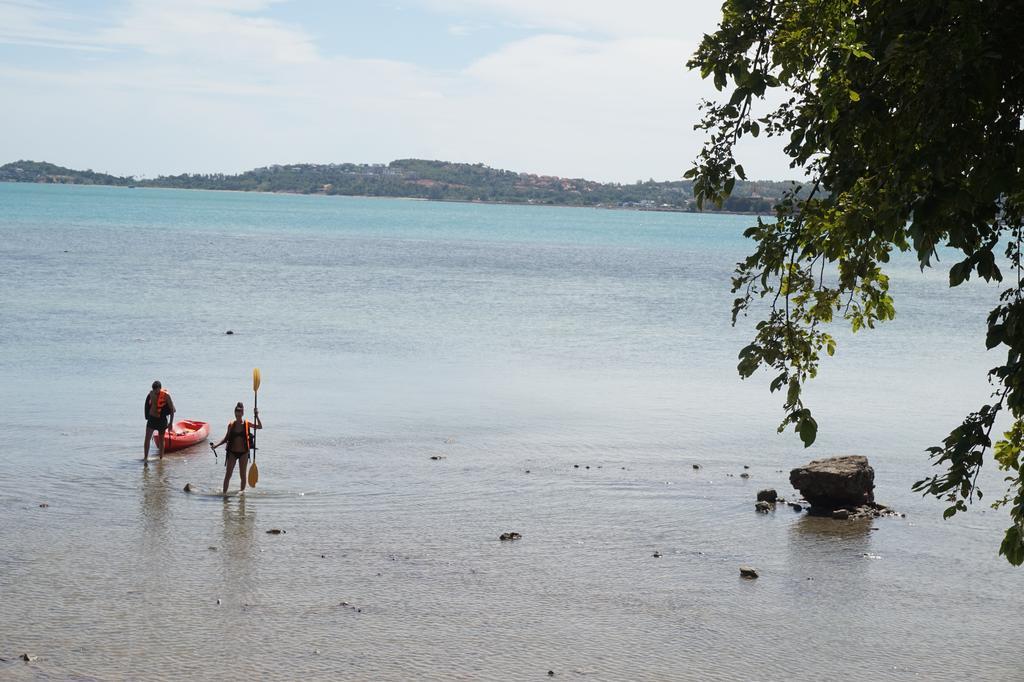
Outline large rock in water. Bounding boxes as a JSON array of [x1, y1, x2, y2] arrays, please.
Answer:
[[789, 456, 874, 509]]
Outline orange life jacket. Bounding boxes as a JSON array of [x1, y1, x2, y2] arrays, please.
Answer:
[[149, 389, 169, 418], [227, 419, 251, 451]]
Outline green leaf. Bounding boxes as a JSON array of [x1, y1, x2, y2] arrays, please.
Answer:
[[797, 411, 817, 447], [849, 90, 861, 102], [786, 377, 800, 406], [995, 438, 1020, 471], [999, 525, 1024, 566], [949, 260, 971, 287]]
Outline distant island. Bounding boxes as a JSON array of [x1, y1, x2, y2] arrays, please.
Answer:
[[0, 159, 794, 213]]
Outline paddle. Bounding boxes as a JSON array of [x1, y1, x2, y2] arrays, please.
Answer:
[[248, 367, 260, 487]]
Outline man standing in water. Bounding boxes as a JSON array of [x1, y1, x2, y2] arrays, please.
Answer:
[[212, 402, 262, 494], [143, 380, 175, 461]]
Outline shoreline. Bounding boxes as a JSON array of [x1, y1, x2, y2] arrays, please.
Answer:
[[0, 179, 769, 217]]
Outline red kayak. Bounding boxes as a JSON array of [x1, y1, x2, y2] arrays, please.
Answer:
[[154, 419, 210, 453]]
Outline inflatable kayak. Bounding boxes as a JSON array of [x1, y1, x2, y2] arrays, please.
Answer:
[[155, 419, 210, 453]]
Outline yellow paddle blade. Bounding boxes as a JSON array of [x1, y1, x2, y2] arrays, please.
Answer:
[[253, 367, 261, 393], [248, 461, 259, 487]]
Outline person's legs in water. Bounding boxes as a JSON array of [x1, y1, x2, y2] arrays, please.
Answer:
[[156, 421, 167, 459], [223, 453, 237, 494], [144, 426, 154, 461], [238, 454, 249, 492]]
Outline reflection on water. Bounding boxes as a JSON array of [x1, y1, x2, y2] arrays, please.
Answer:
[[790, 514, 875, 541], [786, 514, 875, 575], [140, 462, 170, 566], [220, 496, 258, 596]]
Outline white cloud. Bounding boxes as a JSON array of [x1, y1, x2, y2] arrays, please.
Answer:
[[421, 0, 721, 39], [0, 0, 792, 181], [100, 0, 318, 65], [0, 0, 110, 50]]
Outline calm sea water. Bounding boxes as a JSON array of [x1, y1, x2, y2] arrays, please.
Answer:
[[0, 183, 1019, 680]]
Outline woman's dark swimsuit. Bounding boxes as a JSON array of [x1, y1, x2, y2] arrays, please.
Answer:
[[227, 421, 249, 458]]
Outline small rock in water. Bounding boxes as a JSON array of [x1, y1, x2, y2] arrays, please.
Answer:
[[585, 465, 590, 469], [652, 551, 662, 558], [743, 465, 750, 469], [692, 464, 701, 470], [832, 509, 850, 520], [208, 546, 218, 551], [756, 489, 778, 503], [216, 599, 222, 605], [21, 653, 38, 662], [183, 483, 193, 493], [740, 472, 750, 479], [225, 330, 234, 335], [266, 528, 285, 535], [739, 566, 759, 579], [38, 503, 49, 508], [754, 501, 773, 513], [789, 502, 803, 512], [548, 672, 555, 677], [573, 464, 579, 468], [525, 469, 530, 474], [429, 455, 445, 460], [499, 532, 522, 541]]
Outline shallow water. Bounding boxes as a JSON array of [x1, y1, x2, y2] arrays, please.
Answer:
[[0, 183, 1020, 680]]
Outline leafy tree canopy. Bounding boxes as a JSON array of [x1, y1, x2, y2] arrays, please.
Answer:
[[688, 0, 1024, 563]]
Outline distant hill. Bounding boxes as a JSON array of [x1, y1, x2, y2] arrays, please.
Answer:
[[0, 159, 797, 213], [0, 160, 131, 186]]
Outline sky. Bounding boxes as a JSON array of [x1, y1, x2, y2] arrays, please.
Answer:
[[0, 0, 792, 182]]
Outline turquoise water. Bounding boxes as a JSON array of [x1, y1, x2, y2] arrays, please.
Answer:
[[0, 183, 1018, 680]]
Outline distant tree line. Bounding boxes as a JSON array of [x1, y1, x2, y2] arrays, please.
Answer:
[[0, 159, 798, 213]]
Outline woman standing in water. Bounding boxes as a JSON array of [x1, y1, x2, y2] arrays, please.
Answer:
[[212, 402, 262, 494]]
